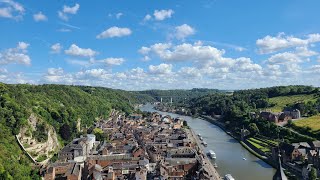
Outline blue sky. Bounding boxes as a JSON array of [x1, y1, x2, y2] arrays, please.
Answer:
[[1, 0, 320, 90]]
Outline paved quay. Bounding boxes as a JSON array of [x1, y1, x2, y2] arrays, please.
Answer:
[[186, 128, 222, 180]]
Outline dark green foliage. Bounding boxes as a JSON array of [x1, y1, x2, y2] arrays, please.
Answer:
[[248, 123, 259, 135], [309, 167, 317, 180], [59, 123, 71, 141], [33, 123, 48, 142]]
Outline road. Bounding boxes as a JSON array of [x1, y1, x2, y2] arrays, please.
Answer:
[[186, 128, 222, 180]]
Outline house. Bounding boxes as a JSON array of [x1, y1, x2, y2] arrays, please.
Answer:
[[283, 109, 301, 119], [278, 113, 292, 122], [260, 111, 279, 123], [160, 158, 198, 180], [58, 134, 96, 162], [44, 162, 82, 180]]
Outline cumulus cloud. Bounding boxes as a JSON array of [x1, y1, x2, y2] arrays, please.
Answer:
[[179, 67, 201, 77], [50, 43, 62, 53], [96, 58, 125, 66], [65, 44, 98, 57], [96, 26, 132, 39], [47, 67, 64, 76], [174, 24, 195, 40], [143, 9, 174, 22], [139, 42, 225, 66], [143, 14, 152, 21], [58, 3, 80, 21], [256, 33, 320, 54], [149, 63, 173, 74], [0, 0, 25, 20], [154, 9, 174, 21], [0, 41, 31, 65], [33, 11, 47, 22]]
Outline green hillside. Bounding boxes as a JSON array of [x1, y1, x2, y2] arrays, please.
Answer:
[[294, 115, 320, 131], [268, 94, 318, 112], [0, 83, 136, 179]]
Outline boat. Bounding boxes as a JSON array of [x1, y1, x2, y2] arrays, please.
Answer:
[[202, 141, 208, 147], [242, 157, 246, 160], [213, 163, 218, 168], [199, 136, 203, 141], [224, 174, 235, 180], [197, 133, 201, 137], [207, 150, 216, 159]]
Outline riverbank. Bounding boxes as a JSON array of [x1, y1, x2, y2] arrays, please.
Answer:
[[199, 115, 278, 169], [141, 104, 276, 179]]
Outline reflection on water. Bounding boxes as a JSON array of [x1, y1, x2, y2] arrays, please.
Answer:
[[140, 104, 276, 180]]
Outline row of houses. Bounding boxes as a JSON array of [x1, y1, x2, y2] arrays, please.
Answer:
[[259, 109, 301, 124], [43, 110, 205, 179], [275, 141, 320, 179]]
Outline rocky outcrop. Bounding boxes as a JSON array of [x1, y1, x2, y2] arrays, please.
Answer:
[[17, 113, 60, 165]]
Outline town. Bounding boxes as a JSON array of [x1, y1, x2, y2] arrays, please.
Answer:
[[42, 110, 221, 180]]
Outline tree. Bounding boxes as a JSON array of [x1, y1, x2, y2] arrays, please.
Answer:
[[248, 123, 259, 136], [309, 167, 317, 180], [59, 123, 71, 141], [183, 121, 188, 127], [93, 128, 105, 141]]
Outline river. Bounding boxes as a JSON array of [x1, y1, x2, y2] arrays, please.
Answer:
[[140, 104, 276, 180]]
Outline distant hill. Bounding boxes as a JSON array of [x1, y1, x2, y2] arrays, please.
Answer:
[[133, 88, 223, 103]]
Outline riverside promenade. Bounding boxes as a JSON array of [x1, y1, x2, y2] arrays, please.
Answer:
[[186, 128, 221, 180]]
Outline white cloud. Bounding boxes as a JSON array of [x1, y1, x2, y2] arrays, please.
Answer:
[[50, 43, 62, 53], [33, 11, 47, 22], [311, 65, 320, 73], [47, 67, 64, 76], [233, 57, 262, 73], [139, 42, 225, 66], [0, 0, 25, 20], [116, 12, 123, 19], [153, 9, 174, 21], [65, 44, 98, 57], [98, 58, 125, 66], [17, 41, 29, 50], [179, 67, 201, 77], [143, 14, 152, 21], [295, 46, 318, 57], [174, 24, 195, 40], [58, 3, 80, 21], [0, 42, 31, 65], [142, 56, 151, 62], [96, 26, 132, 39], [256, 32, 320, 54], [149, 63, 172, 74], [267, 52, 303, 65]]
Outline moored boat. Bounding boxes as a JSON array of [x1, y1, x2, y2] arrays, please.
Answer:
[[207, 150, 216, 159], [202, 141, 208, 146], [224, 174, 235, 180]]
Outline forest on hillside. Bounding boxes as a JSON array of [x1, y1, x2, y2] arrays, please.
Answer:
[[0, 83, 136, 179], [186, 85, 320, 142]]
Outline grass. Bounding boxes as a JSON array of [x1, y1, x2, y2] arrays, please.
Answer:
[[36, 154, 47, 162], [293, 115, 320, 131], [240, 141, 266, 160], [247, 138, 270, 153], [268, 94, 317, 112]]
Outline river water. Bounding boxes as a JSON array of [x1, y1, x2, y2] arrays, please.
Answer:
[[140, 104, 276, 180]]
